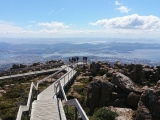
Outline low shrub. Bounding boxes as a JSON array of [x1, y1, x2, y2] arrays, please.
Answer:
[[91, 107, 118, 120], [97, 69, 106, 76]]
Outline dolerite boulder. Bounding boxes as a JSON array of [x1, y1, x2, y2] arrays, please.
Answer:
[[109, 106, 134, 120], [99, 81, 115, 107], [111, 72, 142, 94], [86, 80, 115, 113], [11, 64, 26, 69], [129, 69, 137, 82], [86, 80, 102, 113], [90, 62, 101, 76], [135, 64, 143, 72], [136, 81, 160, 120], [114, 61, 122, 68], [127, 92, 140, 107]]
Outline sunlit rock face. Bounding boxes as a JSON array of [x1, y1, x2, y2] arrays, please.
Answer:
[[136, 80, 160, 120]]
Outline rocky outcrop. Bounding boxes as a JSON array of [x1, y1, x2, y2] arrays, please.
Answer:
[[111, 72, 142, 93], [85, 62, 160, 119], [126, 64, 159, 84], [127, 92, 140, 107], [114, 61, 122, 69], [86, 73, 143, 113], [90, 62, 101, 76], [86, 80, 102, 113], [86, 80, 115, 113], [86, 70, 145, 113], [110, 106, 134, 120], [136, 80, 160, 120], [11, 64, 27, 69], [99, 81, 115, 107]]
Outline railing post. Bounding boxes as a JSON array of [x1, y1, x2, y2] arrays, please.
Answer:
[[68, 72, 69, 82], [67, 106, 69, 119], [64, 76, 65, 85], [75, 106, 77, 120], [26, 110, 30, 120]]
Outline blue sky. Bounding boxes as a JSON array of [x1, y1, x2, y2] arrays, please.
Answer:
[[0, 0, 160, 38]]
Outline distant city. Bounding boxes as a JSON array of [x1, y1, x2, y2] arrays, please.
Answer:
[[0, 38, 160, 72]]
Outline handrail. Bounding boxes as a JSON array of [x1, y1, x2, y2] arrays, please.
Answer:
[[53, 68, 73, 98], [36, 66, 68, 88], [2, 62, 63, 76], [16, 106, 29, 120], [54, 67, 72, 85], [0, 68, 61, 80], [16, 66, 67, 120], [65, 99, 89, 120], [16, 62, 89, 120], [27, 82, 37, 107], [16, 82, 37, 120], [59, 81, 67, 101], [54, 67, 89, 120]]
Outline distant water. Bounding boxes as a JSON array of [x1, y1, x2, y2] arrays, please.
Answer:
[[0, 49, 160, 72], [127, 49, 160, 61]]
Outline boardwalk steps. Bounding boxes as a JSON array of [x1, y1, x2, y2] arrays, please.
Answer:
[[30, 66, 75, 120], [31, 99, 66, 120]]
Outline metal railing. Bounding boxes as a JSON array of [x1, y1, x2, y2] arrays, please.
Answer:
[[36, 66, 68, 89], [16, 62, 89, 120], [65, 99, 89, 120], [16, 66, 68, 120], [16, 82, 37, 120], [54, 66, 89, 120]]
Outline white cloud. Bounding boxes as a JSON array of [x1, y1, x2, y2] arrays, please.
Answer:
[[115, 0, 121, 5], [26, 25, 32, 28], [38, 22, 69, 29], [89, 14, 160, 30], [0, 19, 160, 38], [115, 0, 131, 13], [0, 20, 23, 33], [117, 5, 131, 13]]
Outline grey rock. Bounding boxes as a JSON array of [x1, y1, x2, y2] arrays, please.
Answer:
[[110, 106, 134, 120], [136, 86, 160, 120], [127, 92, 140, 107], [111, 72, 141, 93]]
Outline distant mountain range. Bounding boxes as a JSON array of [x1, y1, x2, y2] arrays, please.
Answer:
[[0, 41, 160, 72], [0, 41, 160, 54]]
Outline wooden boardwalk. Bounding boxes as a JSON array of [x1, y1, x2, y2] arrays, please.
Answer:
[[0, 68, 61, 80], [31, 99, 66, 120], [30, 66, 76, 120], [16, 62, 89, 120]]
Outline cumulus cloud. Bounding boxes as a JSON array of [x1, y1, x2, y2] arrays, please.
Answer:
[[115, 0, 131, 13], [38, 22, 69, 29], [115, 0, 121, 5], [89, 14, 160, 30], [117, 5, 131, 13]]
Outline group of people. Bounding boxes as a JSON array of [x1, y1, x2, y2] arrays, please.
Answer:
[[83, 56, 88, 63], [69, 56, 79, 63], [68, 56, 88, 64]]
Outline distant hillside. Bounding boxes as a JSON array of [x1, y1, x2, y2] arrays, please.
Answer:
[[0, 42, 160, 54]]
